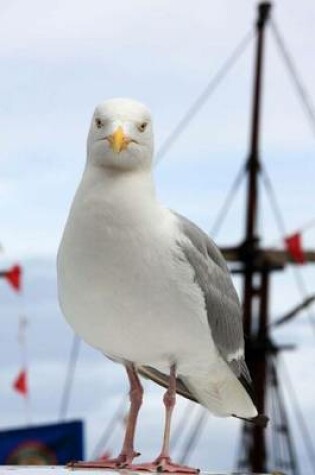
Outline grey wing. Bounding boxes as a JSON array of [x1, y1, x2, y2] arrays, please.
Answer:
[[174, 212, 251, 384]]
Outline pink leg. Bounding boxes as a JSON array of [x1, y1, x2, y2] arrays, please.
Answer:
[[67, 363, 143, 469], [133, 365, 199, 473]]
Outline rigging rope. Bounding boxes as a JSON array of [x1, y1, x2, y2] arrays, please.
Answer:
[[260, 166, 287, 236], [260, 166, 315, 338], [265, 216, 315, 249], [270, 20, 315, 139], [179, 406, 208, 464], [268, 367, 281, 469], [209, 163, 246, 238], [300, 217, 315, 235], [170, 400, 197, 452], [155, 29, 255, 164], [59, 334, 81, 420], [270, 357, 300, 475], [90, 395, 128, 460], [279, 355, 315, 471]]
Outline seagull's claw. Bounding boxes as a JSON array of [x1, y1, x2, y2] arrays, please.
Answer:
[[132, 456, 200, 474], [66, 451, 141, 470]]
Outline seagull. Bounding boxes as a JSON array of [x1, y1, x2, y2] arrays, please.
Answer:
[[57, 98, 264, 473]]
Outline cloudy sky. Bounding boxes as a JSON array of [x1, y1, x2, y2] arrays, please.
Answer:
[[1, 0, 315, 472]]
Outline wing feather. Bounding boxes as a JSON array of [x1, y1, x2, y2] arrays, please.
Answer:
[[174, 212, 251, 384]]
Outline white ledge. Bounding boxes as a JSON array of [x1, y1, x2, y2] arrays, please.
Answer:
[[0, 467, 277, 475]]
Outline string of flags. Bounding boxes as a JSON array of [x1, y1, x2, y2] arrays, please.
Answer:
[[0, 264, 29, 401], [0, 263, 84, 465]]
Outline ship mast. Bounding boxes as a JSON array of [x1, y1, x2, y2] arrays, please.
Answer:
[[243, 2, 270, 339], [220, 2, 315, 472], [243, 3, 271, 470]]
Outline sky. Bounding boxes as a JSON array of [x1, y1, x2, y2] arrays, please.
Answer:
[[1, 0, 315, 472]]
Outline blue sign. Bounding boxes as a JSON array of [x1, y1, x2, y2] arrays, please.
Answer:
[[0, 420, 84, 465]]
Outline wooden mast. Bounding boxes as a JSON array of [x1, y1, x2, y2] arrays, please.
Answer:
[[218, 2, 315, 472], [242, 4, 271, 470]]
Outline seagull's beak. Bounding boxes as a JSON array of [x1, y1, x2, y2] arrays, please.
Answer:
[[107, 126, 130, 153]]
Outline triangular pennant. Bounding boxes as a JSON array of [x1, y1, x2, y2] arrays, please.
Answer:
[[13, 369, 28, 396], [285, 233, 305, 264], [5, 265, 22, 291]]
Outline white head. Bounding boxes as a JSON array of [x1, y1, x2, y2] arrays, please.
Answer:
[[87, 98, 154, 172]]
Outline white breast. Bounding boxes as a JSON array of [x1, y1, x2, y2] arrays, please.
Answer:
[[57, 169, 217, 374]]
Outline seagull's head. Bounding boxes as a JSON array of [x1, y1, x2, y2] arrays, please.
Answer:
[[87, 98, 154, 172]]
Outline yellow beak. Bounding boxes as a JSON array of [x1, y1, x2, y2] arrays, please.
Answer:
[[108, 126, 128, 153]]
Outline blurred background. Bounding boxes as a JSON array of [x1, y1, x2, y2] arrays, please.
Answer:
[[1, 0, 315, 473]]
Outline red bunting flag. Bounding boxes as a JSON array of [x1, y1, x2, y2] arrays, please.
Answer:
[[13, 369, 28, 396], [4, 265, 22, 291], [284, 233, 305, 264]]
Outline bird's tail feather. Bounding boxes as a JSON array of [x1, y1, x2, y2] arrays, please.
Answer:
[[181, 372, 258, 419], [138, 364, 263, 423]]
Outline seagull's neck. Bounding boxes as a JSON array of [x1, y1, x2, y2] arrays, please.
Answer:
[[76, 164, 158, 217]]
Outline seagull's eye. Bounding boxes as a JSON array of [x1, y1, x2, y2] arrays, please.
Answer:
[[138, 122, 148, 132], [95, 118, 103, 129]]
